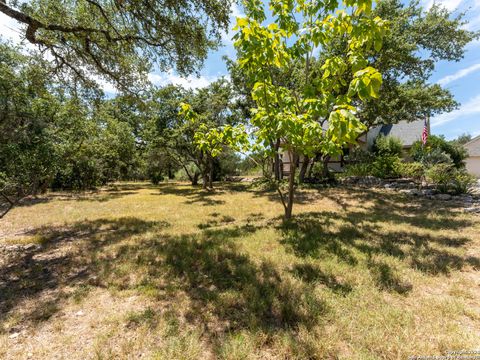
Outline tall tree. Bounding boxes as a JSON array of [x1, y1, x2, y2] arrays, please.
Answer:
[[0, 0, 233, 90], [0, 42, 59, 218], [351, 0, 478, 126]]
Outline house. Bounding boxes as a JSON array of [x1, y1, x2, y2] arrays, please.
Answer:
[[359, 119, 426, 152], [464, 135, 480, 177], [281, 119, 427, 176]]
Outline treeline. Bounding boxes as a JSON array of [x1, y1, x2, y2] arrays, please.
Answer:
[[0, 41, 254, 215]]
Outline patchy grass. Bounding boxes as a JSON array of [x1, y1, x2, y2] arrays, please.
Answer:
[[0, 182, 479, 359]]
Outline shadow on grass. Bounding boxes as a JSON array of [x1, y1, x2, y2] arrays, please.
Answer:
[[279, 208, 479, 294], [1, 183, 478, 343], [108, 227, 328, 333], [0, 217, 167, 328], [0, 217, 327, 336], [290, 263, 353, 296], [11, 189, 140, 210]]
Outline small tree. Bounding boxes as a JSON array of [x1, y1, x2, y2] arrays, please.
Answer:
[[232, 0, 388, 219], [179, 103, 248, 189]]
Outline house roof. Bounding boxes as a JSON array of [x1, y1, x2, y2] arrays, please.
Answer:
[[464, 135, 480, 157], [376, 120, 425, 147]]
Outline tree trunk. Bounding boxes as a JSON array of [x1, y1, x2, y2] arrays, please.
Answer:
[[298, 155, 309, 184], [202, 171, 208, 189], [273, 139, 282, 180], [322, 155, 331, 178], [285, 152, 297, 220], [208, 156, 213, 189], [192, 172, 199, 186]]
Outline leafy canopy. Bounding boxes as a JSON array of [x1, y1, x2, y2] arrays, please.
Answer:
[[234, 0, 388, 159], [0, 0, 233, 91], [352, 0, 478, 125]]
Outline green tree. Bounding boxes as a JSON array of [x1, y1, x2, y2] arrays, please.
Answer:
[[233, 0, 387, 219], [352, 0, 477, 126], [147, 79, 246, 189], [0, 42, 59, 218], [0, 0, 233, 90], [179, 99, 248, 189], [143, 85, 200, 185]]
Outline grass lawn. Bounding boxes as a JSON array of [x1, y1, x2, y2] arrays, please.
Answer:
[[0, 182, 479, 359]]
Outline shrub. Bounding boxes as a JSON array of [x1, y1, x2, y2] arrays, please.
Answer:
[[421, 148, 453, 167], [397, 162, 424, 180], [309, 162, 336, 180], [343, 163, 373, 177], [344, 148, 376, 164], [426, 163, 453, 193], [373, 135, 403, 157], [451, 171, 477, 195], [426, 164, 475, 194], [411, 135, 467, 168], [371, 154, 402, 179]]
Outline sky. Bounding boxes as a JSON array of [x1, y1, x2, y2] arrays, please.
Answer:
[[1, 0, 480, 140]]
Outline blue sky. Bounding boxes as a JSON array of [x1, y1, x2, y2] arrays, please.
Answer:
[[1, 0, 479, 140]]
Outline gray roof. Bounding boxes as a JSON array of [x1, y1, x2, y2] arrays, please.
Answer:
[[464, 135, 480, 157], [375, 120, 425, 147]]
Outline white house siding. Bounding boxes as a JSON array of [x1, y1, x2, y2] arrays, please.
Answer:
[[466, 157, 480, 177], [464, 136, 480, 178]]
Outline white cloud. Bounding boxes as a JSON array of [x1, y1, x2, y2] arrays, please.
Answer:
[[431, 93, 480, 127], [437, 63, 480, 86], [149, 70, 221, 90]]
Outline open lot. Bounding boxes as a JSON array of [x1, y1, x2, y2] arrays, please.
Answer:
[[1, 182, 479, 359]]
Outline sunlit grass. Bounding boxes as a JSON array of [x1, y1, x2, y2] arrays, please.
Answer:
[[1, 181, 479, 359]]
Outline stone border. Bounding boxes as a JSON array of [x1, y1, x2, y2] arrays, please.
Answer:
[[340, 176, 480, 214]]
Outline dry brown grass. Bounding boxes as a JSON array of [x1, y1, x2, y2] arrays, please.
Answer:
[[0, 182, 479, 359]]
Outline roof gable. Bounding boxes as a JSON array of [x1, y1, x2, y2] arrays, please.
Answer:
[[369, 120, 425, 147]]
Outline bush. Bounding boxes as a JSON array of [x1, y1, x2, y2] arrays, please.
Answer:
[[421, 148, 453, 167], [451, 171, 477, 195], [397, 162, 424, 180], [371, 154, 402, 179], [344, 152, 402, 179], [373, 135, 403, 157], [309, 162, 336, 180], [344, 148, 376, 164], [411, 135, 467, 168], [343, 163, 373, 177], [426, 164, 476, 194], [425, 163, 453, 193]]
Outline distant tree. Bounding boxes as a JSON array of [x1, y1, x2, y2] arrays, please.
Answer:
[[0, 41, 140, 217], [145, 79, 246, 188], [0, 0, 233, 90], [452, 133, 472, 146], [373, 135, 403, 157]]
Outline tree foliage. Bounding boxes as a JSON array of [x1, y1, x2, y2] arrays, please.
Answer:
[[410, 135, 468, 169], [0, 0, 233, 90], [0, 41, 138, 217], [350, 0, 477, 126], [232, 0, 387, 219]]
